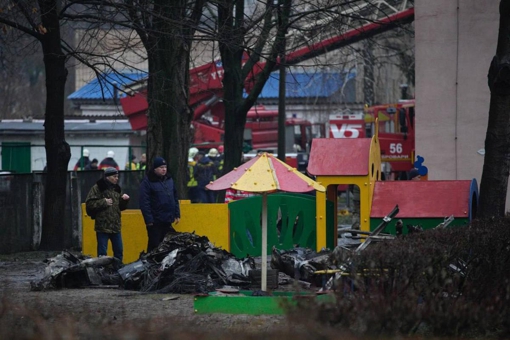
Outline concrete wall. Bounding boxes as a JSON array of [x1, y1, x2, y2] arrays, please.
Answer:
[[414, 1, 505, 207]]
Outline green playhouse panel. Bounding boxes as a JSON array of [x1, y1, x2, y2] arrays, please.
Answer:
[[229, 193, 334, 258]]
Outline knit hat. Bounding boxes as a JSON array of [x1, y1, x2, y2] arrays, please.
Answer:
[[153, 156, 166, 169], [104, 167, 118, 177]]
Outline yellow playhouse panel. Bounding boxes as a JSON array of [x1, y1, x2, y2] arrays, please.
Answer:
[[82, 201, 229, 264]]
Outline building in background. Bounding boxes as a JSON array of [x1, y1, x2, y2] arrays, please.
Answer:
[[0, 119, 143, 172], [414, 1, 502, 205]]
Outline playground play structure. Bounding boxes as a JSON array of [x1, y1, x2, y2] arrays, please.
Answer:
[[82, 128, 478, 264]]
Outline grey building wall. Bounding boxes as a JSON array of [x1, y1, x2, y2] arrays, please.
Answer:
[[415, 1, 503, 207]]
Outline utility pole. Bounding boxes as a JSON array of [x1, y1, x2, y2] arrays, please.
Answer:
[[277, 0, 291, 162]]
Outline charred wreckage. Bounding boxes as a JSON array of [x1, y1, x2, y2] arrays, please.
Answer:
[[30, 231, 337, 293], [31, 206, 451, 294]]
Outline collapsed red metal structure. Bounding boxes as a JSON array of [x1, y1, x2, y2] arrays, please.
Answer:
[[120, 8, 415, 151]]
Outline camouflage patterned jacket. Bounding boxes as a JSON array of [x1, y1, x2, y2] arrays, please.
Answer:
[[85, 178, 129, 233]]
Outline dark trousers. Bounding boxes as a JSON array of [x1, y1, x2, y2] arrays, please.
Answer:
[[197, 188, 215, 203], [147, 222, 175, 252], [96, 232, 123, 263], [188, 186, 199, 203]]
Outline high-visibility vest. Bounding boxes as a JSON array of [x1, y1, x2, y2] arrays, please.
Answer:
[[125, 162, 137, 170], [187, 161, 197, 187]]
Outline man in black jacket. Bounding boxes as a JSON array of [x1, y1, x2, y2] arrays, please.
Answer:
[[139, 157, 181, 252]]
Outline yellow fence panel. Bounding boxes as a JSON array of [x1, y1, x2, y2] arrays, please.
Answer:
[[82, 201, 229, 264]]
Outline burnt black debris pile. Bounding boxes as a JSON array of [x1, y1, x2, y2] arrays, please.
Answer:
[[270, 246, 333, 287], [31, 232, 375, 293], [121, 232, 255, 294], [31, 232, 256, 294], [30, 251, 122, 291]]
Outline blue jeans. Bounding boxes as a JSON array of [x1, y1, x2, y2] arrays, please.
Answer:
[[96, 232, 123, 263]]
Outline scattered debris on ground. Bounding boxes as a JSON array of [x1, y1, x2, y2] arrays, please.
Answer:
[[31, 207, 434, 294]]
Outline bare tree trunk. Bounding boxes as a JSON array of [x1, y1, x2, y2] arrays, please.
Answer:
[[218, 0, 290, 201], [221, 46, 246, 185], [478, 0, 510, 219], [145, 0, 193, 198], [39, 0, 71, 250], [277, 0, 290, 162], [217, 0, 247, 203]]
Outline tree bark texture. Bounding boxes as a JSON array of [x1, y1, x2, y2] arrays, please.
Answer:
[[218, 0, 291, 197], [218, 0, 248, 194], [479, 0, 510, 218], [145, 0, 193, 198], [38, 0, 71, 250]]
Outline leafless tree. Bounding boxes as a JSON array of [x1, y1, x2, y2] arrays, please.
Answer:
[[65, 0, 413, 202], [212, 0, 414, 201], [478, 0, 510, 218], [62, 1, 207, 196], [0, 0, 71, 249]]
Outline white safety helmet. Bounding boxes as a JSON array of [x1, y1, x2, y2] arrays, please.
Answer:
[[188, 147, 199, 159], [107, 150, 115, 158], [208, 148, 219, 157], [83, 149, 90, 157]]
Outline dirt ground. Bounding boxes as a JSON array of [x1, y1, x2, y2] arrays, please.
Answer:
[[0, 251, 307, 339]]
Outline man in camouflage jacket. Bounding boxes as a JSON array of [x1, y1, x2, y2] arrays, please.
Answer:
[[85, 167, 130, 262]]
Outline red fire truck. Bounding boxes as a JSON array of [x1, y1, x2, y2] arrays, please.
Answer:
[[328, 99, 416, 176]]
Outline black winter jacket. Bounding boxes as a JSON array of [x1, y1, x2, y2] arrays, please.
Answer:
[[194, 156, 215, 188], [139, 171, 180, 225]]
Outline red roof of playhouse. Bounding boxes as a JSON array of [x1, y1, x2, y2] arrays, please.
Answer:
[[370, 180, 474, 218], [307, 138, 371, 176]]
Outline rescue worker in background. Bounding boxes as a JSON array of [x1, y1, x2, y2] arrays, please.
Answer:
[[187, 148, 199, 203], [125, 155, 137, 170], [194, 151, 216, 203], [137, 153, 147, 171], [85, 158, 99, 170], [207, 148, 221, 180], [99, 151, 120, 170], [74, 149, 91, 171], [216, 145, 224, 176]]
